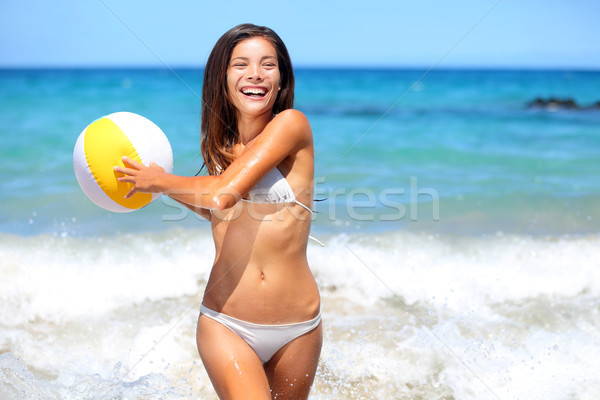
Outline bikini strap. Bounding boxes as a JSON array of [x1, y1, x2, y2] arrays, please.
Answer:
[[292, 201, 325, 247], [309, 235, 326, 247], [294, 199, 314, 215]]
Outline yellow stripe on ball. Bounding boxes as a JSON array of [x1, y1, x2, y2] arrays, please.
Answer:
[[84, 117, 152, 210]]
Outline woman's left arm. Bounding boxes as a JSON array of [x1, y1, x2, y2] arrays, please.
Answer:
[[213, 109, 313, 208], [114, 109, 312, 210]]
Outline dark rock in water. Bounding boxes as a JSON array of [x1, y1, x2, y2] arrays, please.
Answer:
[[526, 97, 600, 111], [526, 97, 580, 110]]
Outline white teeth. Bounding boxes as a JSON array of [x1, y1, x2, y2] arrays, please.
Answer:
[[242, 87, 266, 95]]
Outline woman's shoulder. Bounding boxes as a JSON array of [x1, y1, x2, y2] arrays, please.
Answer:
[[276, 108, 308, 121], [270, 109, 312, 139]]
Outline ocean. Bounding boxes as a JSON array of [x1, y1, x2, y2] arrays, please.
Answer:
[[1, 68, 599, 399]]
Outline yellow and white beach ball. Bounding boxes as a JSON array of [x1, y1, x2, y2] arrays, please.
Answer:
[[73, 112, 173, 213]]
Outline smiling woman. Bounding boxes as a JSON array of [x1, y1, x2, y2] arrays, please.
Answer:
[[227, 38, 282, 133], [114, 24, 320, 400], [200, 24, 295, 177]]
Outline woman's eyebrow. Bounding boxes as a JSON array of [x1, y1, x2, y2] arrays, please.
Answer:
[[230, 55, 277, 62]]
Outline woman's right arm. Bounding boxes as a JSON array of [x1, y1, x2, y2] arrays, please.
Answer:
[[171, 197, 212, 221]]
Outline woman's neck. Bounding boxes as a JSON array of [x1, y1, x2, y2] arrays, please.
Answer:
[[236, 111, 273, 145]]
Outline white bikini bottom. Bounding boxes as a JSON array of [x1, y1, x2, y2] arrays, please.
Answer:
[[199, 304, 321, 363]]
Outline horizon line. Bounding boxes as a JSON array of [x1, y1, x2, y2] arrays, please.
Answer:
[[2, 64, 600, 72]]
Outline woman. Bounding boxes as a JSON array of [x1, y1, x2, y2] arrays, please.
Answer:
[[114, 24, 322, 399]]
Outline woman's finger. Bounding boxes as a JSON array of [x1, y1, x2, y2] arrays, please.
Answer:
[[114, 165, 136, 176], [116, 174, 135, 183], [122, 156, 143, 169], [119, 182, 138, 198], [124, 186, 137, 199]]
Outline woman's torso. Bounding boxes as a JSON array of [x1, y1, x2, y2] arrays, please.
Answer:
[[202, 149, 320, 324]]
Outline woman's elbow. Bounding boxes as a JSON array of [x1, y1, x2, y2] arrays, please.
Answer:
[[200, 176, 241, 210], [210, 192, 240, 210]]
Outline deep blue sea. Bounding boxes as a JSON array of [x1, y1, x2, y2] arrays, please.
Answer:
[[1, 68, 600, 399], [1, 68, 600, 237]]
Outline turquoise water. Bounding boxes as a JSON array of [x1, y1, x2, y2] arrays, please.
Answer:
[[1, 68, 599, 236], [2, 68, 600, 399]]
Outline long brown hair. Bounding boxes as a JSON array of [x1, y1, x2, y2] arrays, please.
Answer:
[[200, 24, 295, 175]]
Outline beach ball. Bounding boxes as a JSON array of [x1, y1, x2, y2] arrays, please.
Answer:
[[73, 112, 173, 213]]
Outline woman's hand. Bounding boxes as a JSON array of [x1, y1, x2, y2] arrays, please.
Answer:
[[114, 156, 166, 199]]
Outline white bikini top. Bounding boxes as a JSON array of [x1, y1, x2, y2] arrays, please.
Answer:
[[242, 167, 313, 215], [241, 167, 325, 247]]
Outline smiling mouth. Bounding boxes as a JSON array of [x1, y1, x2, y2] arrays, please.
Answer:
[[241, 87, 267, 98]]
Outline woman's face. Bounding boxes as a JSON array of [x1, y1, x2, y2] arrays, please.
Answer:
[[227, 37, 281, 118]]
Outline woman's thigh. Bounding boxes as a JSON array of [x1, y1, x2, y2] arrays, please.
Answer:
[[197, 315, 271, 400], [264, 323, 323, 399]]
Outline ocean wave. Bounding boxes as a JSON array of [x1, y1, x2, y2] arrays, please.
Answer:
[[2, 229, 599, 398]]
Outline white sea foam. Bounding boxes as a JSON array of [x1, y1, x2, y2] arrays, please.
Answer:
[[1, 229, 599, 398]]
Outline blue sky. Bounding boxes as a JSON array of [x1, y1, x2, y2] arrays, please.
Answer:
[[1, 0, 599, 69]]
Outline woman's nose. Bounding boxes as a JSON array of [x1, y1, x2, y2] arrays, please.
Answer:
[[247, 66, 262, 81]]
